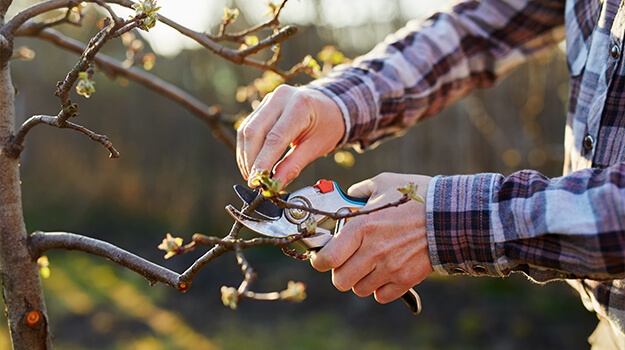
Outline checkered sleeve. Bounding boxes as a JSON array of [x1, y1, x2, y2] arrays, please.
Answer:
[[426, 164, 625, 282], [308, 0, 565, 151]]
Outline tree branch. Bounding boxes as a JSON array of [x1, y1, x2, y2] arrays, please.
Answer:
[[27, 223, 311, 299], [15, 26, 236, 151], [0, 0, 11, 17], [0, 0, 83, 37], [159, 15, 299, 80], [96, 0, 304, 79], [54, 13, 147, 120], [178, 193, 267, 283], [6, 114, 119, 159], [28, 231, 187, 291]]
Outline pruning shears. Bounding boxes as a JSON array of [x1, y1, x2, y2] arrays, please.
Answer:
[[225, 179, 422, 315]]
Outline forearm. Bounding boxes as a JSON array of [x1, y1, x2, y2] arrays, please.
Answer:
[[427, 164, 625, 282], [309, 0, 565, 151]]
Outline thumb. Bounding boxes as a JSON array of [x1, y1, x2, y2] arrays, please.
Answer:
[[347, 178, 376, 198]]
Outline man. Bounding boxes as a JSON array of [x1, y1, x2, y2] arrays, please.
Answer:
[[236, 0, 625, 347]]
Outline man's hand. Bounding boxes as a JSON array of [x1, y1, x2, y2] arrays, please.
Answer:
[[237, 85, 345, 188], [310, 173, 434, 304]]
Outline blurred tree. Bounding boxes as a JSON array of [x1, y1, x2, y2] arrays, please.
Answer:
[[0, 0, 343, 348]]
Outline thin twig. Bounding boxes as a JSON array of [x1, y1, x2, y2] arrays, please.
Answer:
[[6, 113, 119, 158], [16, 26, 235, 151], [33, 6, 82, 30], [94, 0, 122, 26], [103, 0, 305, 79], [62, 119, 120, 157], [270, 194, 413, 220], [54, 13, 146, 120], [235, 245, 256, 295], [237, 25, 296, 57], [190, 231, 314, 250], [211, 0, 288, 43], [159, 15, 299, 79], [179, 193, 266, 283]]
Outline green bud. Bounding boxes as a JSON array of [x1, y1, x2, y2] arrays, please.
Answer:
[[397, 182, 424, 203]]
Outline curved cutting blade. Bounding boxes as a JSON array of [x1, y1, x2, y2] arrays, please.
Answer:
[[233, 185, 288, 220], [226, 204, 298, 238]]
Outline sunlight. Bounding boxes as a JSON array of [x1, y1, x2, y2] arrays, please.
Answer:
[[8, 0, 455, 56], [122, 0, 456, 56]]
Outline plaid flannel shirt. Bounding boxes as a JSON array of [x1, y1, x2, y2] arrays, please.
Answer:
[[309, 0, 625, 340]]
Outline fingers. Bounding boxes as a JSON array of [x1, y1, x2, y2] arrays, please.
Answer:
[[310, 219, 364, 273], [247, 100, 312, 186], [236, 85, 344, 187], [373, 283, 410, 304], [347, 178, 376, 198], [236, 86, 343, 187], [271, 139, 326, 186], [332, 261, 375, 293], [236, 91, 284, 181]]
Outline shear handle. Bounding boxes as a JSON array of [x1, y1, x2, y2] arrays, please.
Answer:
[[401, 289, 422, 315], [334, 185, 368, 206]]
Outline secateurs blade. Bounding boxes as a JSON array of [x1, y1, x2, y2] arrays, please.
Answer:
[[226, 179, 422, 315]]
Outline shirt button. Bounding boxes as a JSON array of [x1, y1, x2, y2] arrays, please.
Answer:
[[451, 267, 467, 274], [611, 45, 621, 59], [583, 134, 595, 151], [473, 265, 488, 274]]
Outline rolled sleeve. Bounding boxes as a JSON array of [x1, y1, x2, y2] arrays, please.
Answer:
[[426, 174, 509, 277], [426, 166, 625, 282]]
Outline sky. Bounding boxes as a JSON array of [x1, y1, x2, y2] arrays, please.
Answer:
[[116, 0, 456, 56], [7, 0, 456, 57]]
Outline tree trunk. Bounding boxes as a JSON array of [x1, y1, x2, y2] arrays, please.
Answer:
[[0, 34, 53, 349]]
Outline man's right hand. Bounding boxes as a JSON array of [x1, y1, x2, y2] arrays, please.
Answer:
[[236, 85, 345, 188]]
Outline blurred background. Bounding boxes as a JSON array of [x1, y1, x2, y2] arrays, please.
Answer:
[[2, 0, 597, 349]]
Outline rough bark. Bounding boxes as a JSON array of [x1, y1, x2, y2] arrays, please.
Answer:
[[0, 0, 10, 21], [0, 34, 53, 349]]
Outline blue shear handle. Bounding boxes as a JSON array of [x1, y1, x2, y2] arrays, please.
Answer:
[[334, 182, 368, 206]]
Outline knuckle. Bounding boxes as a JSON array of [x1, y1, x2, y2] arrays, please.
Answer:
[[395, 271, 412, 289], [370, 249, 386, 264], [323, 251, 341, 270], [332, 275, 351, 292], [352, 284, 371, 298], [264, 129, 284, 147], [375, 172, 393, 182], [239, 123, 256, 141], [354, 214, 376, 236], [272, 84, 293, 97], [295, 90, 314, 108], [375, 293, 393, 305], [386, 263, 413, 289]]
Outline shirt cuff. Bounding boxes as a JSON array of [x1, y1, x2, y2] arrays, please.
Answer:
[[306, 66, 379, 151], [426, 173, 506, 277]]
